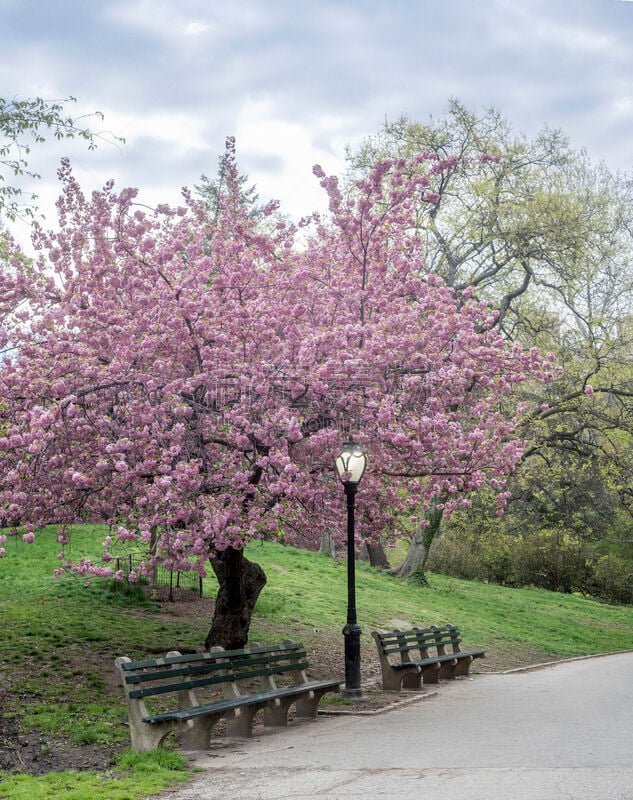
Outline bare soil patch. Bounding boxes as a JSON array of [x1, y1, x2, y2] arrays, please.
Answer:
[[0, 702, 118, 776]]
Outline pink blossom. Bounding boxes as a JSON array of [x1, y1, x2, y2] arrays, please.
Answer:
[[0, 140, 550, 583]]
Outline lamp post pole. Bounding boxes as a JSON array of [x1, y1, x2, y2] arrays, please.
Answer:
[[335, 441, 367, 700], [342, 480, 362, 699]]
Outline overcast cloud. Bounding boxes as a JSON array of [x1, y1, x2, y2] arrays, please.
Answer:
[[2, 0, 633, 232]]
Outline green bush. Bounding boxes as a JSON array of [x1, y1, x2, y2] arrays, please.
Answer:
[[593, 555, 633, 605], [428, 519, 633, 605], [511, 527, 594, 594], [427, 525, 518, 585]]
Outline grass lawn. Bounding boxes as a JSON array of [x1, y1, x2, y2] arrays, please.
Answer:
[[1, 525, 632, 798]]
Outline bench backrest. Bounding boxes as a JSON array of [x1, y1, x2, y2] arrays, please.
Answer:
[[373, 625, 463, 661], [118, 641, 310, 700]]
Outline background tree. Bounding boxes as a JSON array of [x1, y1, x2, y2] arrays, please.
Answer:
[[195, 151, 263, 223], [346, 100, 633, 578], [0, 95, 122, 220], [0, 142, 550, 647]]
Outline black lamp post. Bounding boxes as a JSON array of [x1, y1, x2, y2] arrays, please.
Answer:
[[335, 441, 367, 700]]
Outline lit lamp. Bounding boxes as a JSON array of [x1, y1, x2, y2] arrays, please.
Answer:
[[335, 441, 367, 699]]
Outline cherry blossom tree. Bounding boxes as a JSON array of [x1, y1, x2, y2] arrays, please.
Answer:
[[0, 140, 551, 647]]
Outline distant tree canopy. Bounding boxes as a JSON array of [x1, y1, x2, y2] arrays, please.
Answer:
[[195, 151, 263, 222], [346, 100, 633, 578], [0, 95, 123, 220]]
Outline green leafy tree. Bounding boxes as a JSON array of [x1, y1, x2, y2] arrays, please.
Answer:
[[347, 99, 633, 580], [0, 95, 123, 220]]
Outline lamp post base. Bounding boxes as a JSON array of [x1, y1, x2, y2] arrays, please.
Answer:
[[342, 621, 363, 699]]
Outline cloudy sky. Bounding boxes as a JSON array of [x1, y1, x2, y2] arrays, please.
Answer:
[[2, 0, 633, 234]]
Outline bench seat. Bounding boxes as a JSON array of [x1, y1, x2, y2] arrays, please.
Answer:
[[144, 678, 342, 724]]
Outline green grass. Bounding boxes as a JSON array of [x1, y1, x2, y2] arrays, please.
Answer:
[[1, 526, 632, 798], [245, 540, 633, 664], [0, 750, 190, 800]]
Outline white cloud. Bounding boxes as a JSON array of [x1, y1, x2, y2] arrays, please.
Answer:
[[235, 98, 356, 217], [4, 0, 633, 244], [104, 0, 216, 41], [97, 107, 209, 154], [184, 21, 212, 36]]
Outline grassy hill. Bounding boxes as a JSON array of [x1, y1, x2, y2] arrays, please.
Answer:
[[1, 525, 632, 797]]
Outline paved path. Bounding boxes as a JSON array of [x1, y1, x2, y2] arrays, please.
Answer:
[[155, 652, 633, 800]]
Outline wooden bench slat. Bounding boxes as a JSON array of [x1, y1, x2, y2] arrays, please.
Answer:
[[119, 642, 306, 672], [127, 657, 312, 698], [128, 671, 240, 699], [144, 694, 257, 723], [229, 661, 310, 683], [125, 657, 312, 698], [226, 652, 308, 670], [124, 660, 230, 684]]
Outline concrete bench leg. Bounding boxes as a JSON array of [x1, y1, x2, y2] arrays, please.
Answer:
[[264, 698, 294, 726], [295, 691, 321, 718], [421, 663, 441, 684], [401, 670, 423, 690], [130, 719, 187, 752], [224, 705, 260, 738], [295, 687, 338, 717], [381, 669, 405, 691], [439, 659, 459, 679], [454, 654, 473, 677], [180, 713, 225, 750]]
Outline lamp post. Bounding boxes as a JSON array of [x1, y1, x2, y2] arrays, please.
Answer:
[[335, 441, 367, 700]]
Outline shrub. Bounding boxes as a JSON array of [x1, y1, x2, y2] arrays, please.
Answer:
[[592, 555, 633, 605]]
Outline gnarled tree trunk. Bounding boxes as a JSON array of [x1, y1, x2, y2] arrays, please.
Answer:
[[204, 547, 267, 650], [390, 502, 444, 580]]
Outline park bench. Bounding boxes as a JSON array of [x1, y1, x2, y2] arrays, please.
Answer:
[[115, 640, 342, 751], [371, 624, 485, 691]]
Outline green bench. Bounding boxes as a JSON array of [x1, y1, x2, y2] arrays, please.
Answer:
[[372, 624, 485, 691], [115, 641, 342, 751]]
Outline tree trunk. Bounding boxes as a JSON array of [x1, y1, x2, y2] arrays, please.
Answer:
[[204, 547, 267, 650], [365, 540, 391, 569], [319, 531, 337, 559], [390, 503, 444, 580]]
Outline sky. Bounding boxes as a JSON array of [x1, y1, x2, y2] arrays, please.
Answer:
[[3, 0, 633, 238]]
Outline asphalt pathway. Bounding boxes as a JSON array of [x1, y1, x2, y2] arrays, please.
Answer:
[[155, 651, 633, 800]]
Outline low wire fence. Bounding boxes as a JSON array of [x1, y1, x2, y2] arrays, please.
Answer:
[[114, 554, 204, 601]]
